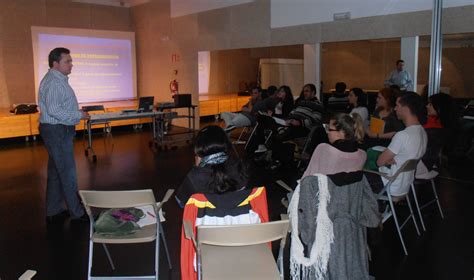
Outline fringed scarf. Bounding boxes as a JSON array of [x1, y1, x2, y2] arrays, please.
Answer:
[[288, 174, 334, 279]]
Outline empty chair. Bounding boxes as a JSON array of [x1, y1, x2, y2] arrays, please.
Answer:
[[183, 219, 290, 280], [79, 189, 174, 280]]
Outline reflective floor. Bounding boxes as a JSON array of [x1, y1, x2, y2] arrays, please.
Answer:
[[0, 125, 472, 280]]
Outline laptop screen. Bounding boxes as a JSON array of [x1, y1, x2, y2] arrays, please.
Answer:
[[138, 96, 154, 112]]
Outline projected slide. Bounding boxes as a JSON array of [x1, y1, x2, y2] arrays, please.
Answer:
[[32, 27, 136, 103]]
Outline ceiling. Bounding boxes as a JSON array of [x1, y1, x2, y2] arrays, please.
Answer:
[[72, 0, 150, 8]]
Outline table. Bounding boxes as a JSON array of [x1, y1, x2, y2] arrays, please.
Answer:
[[85, 110, 177, 162], [155, 104, 197, 149]]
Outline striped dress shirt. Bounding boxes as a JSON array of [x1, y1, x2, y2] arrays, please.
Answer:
[[38, 69, 82, 125]]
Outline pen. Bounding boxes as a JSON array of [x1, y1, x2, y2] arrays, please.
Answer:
[[147, 211, 156, 218]]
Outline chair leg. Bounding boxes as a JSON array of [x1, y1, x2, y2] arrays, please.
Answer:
[[431, 179, 445, 219], [88, 239, 94, 280], [388, 198, 408, 255], [410, 183, 426, 231], [405, 194, 421, 236], [102, 244, 116, 271], [159, 222, 173, 270], [244, 124, 258, 150], [155, 223, 160, 280]]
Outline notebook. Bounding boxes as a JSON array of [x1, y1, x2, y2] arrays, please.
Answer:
[[369, 116, 385, 134]]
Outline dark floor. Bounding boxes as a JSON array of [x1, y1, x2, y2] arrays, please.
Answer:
[[0, 125, 473, 280]]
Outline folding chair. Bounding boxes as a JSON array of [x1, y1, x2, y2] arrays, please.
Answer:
[[243, 122, 273, 151], [79, 189, 174, 280], [183, 219, 290, 280], [365, 159, 421, 255], [411, 170, 445, 231], [233, 126, 252, 145]]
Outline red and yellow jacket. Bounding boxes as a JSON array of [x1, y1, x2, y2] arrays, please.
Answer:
[[180, 187, 269, 280]]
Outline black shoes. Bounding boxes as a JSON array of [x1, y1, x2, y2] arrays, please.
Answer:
[[46, 210, 70, 224], [70, 214, 90, 224], [46, 211, 89, 225]]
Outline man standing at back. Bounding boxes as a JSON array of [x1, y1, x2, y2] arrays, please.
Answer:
[[375, 92, 427, 196], [38, 47, 89, 223], [384, 59, 413, 91]]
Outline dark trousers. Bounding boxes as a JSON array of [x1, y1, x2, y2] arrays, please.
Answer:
[[40, 123, 84, 218]]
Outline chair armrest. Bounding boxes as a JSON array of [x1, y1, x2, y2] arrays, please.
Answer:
[[156, 189, 175, 211], [19, 270, 37, 280], [363, 169, 390, 179], [183, 220, 197, 248], [276, 180, 293, 192]]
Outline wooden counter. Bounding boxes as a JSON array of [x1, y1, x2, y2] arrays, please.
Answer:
[[0, 100, 143, 139], [199, 94, 251, 117]]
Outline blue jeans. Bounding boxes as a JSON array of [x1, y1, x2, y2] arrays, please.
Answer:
[[40, 123, 84, 218]]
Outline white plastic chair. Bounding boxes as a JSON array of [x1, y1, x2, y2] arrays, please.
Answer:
[[183, 219, 290, 280], [79, 189, 174, 280], [365, 159, 421, 255]]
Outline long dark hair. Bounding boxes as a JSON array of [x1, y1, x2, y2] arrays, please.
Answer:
[[278, 85, 295, 117], [194, 125, 247, 194], [429, 93, 458, 129]]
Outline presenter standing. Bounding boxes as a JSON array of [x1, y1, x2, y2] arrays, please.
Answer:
[[384, 59, 413, 91], [38, 47, 89, 223]]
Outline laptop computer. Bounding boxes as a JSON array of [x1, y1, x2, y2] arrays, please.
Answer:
[[138, 96, 154, 112]]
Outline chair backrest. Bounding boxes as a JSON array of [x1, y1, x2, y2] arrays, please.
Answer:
[[197, 219, 289, 247], [79, 189, 156, 209], [388, 159, 419, 181], [82, 105, 105, 112]]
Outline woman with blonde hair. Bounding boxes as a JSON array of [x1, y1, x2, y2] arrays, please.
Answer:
[[303, 113, 367, 177]]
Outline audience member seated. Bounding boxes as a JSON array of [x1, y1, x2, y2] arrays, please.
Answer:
[[221, 86, 262, 130], [365, 93, 427, 195], [175, 126, 248, 207], [366, 87, 404, 146], [417, 92, 459, 175], [246, 85, 294, 152], [255, 83, 324, 155], [303, 113, 366, 177], [261, 85, 277, 99], [327, 82, 349, 113], [348, 87, 369, 128], [273, 85, 295, 119], [288, 172, 380, 280], [179, 128, 269, 279]]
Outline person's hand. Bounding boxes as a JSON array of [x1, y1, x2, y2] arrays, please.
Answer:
[[81, 111, 90, 120], [387, 158, 396, 165]]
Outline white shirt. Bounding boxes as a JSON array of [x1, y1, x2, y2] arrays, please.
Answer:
[[379, 125, 427, 196]]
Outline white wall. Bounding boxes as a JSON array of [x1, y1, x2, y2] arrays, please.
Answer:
[[171, 0, 253, 17], [271, 0, 474, 28]]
